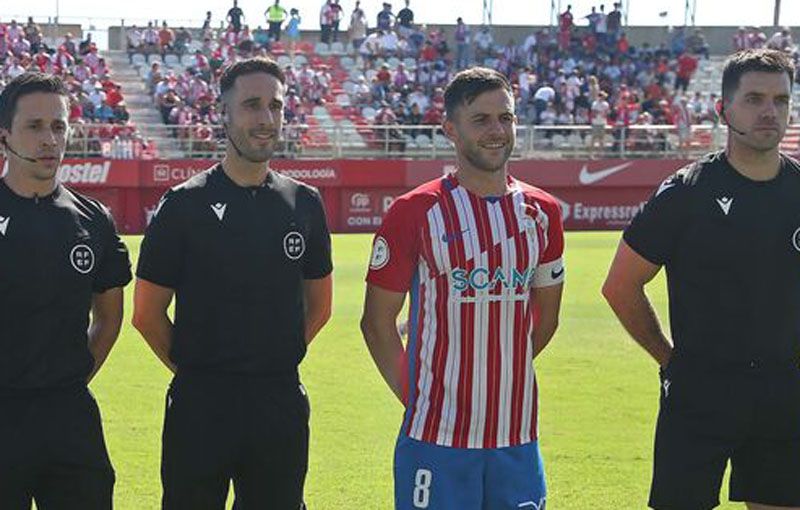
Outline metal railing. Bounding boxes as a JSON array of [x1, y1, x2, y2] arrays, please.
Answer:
[[64, 123, 747, 160]]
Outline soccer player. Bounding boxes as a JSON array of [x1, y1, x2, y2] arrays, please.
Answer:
[[361, 67, 565, 509], [0, 73, 131, 509], [603, 49, 800, 510], [132, 58, 333, 509]]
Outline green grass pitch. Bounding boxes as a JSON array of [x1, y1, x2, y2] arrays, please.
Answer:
[[89, 232, 739, 509]]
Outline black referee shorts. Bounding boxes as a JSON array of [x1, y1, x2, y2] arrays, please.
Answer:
[[649, 360, 800, 509], [0, 385, 114, 510], [161, 371, 310, 510]]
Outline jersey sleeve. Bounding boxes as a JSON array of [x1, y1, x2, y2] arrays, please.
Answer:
[[136, 189, 185, 288], [623, 174, 689, 266], [532, 194, 566, 288], [302, 187, 333, 280], [365, 195, 421, 293], [93, 205, 132, 293]]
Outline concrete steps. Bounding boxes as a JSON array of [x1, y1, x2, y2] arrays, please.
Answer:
[[104, 50, 178, 157]]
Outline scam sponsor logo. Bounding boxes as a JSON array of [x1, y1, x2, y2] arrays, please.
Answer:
[[451, 267, 535, 292]]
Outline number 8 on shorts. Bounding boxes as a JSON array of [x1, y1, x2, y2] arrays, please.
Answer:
[[413, 469, 432, 508]]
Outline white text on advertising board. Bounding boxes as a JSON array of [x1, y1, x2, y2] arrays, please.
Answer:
[[572, 202, 646, 224], [279, 168, 337, 180], [57, 161, 111, 184], [347, 216, 383, 227], [153, 164, 206, 183]]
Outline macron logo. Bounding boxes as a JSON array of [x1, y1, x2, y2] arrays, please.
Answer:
[[716, 197, 733, 216], [578, 162, 633, 185], [211, 203, 227, 221], [0, 215, 9, 236]]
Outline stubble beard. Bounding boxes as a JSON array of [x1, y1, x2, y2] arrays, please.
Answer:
[[461, 139, 514, 173], [228, 125, 278, 163]]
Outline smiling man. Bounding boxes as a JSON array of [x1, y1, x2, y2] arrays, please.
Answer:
[[0, 73, 131, 509], [361, 67, 564, 509], [603, 49, 800, 510], [132, 58, 333, 509]]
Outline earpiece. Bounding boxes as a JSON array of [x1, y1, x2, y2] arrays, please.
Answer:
[[716, 98, 746, 136]]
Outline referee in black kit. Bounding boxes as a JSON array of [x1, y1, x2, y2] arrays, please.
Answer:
[[132, 57, 333, 509], [0, 73, 131, 509], [604, 49, 800, 510]]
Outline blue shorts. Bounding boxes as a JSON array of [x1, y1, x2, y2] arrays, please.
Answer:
[[394, 435, 546, 510]]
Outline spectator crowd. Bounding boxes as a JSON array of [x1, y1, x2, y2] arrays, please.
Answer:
[[124, 1, 800, 155], [1, 17, 155, 158]]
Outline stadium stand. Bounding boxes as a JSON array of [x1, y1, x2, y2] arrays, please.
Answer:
[[117, 4, 796, 160], [16, 6, 794, 160], [0, 17, 155, 159]]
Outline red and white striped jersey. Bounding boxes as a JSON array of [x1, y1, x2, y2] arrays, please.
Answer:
[[366, 173, 565, 449]]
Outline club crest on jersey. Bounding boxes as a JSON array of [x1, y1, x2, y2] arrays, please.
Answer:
[[370, 236, 390, 270], [792, 227, 800, 253], [70, 244, 95, 274], [283, 231, 305, 260]]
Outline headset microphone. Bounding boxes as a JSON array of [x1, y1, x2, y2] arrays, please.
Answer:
[[221, 110, 246, 158], [716, 101, 747, 136], [1, 138, 39, 163]]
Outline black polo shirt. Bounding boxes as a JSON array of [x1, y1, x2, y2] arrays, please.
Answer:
[[0, 179, 131, 390], [624, 151, 800, 370], [137, 164, 333, 376]]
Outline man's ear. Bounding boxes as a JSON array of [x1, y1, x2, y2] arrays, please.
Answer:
[[442, 115, 456, 142]]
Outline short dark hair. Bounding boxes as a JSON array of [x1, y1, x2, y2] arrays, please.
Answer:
[[721, 49, 794, 101], [444, 67, 512, 118], [219, 57, 286, 98], [0, 72, 68, 130]]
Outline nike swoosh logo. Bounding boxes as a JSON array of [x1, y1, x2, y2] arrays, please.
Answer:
[[551, 267, 564, 280], [578, 162, 633, 185]]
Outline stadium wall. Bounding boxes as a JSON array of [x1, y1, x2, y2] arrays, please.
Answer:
[[19, 23, 83, 39], [2, 157, 690, 233]]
